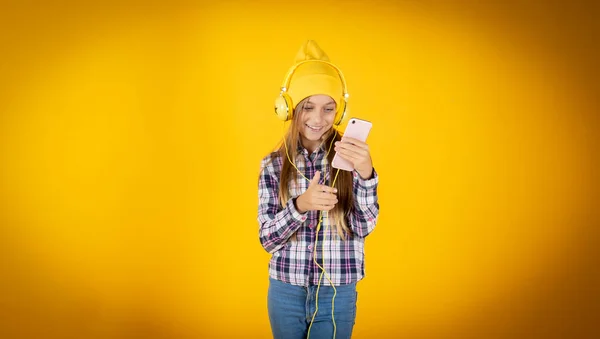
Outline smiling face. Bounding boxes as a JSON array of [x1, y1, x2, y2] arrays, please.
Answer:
[[296, 95, 337, 152]]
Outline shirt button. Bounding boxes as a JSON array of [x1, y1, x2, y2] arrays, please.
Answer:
[[308, 245, 313, 250]]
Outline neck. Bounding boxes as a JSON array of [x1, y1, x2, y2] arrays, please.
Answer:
[[300, 137, 321, 153]]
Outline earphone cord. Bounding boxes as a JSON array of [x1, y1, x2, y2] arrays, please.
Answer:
[[282, 122, 340, 339], [307, 169, 340, 339]]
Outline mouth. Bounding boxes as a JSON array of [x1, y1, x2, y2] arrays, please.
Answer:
[[305, 124, 325, 132]]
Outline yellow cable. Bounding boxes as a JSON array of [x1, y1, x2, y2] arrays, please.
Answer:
[[281, 122, 336, 183], [281, 122, 340, 339], [307, 169, 340, 339]]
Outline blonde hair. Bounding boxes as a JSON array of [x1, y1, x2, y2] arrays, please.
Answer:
[[276, 97, 354, 240]]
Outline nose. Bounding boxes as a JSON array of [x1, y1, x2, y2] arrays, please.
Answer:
[[312, 111, 324, 124]]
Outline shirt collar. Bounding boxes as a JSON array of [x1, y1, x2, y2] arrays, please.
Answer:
[[297, 140, 327, 156]]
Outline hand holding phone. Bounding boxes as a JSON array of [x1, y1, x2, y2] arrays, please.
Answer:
[[332, 118, 373, 175]]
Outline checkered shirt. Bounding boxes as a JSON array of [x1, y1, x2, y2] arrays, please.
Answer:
[[257, 144, 379, 287]]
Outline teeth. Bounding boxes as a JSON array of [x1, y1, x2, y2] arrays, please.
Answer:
[[306, 124, 323, 131]]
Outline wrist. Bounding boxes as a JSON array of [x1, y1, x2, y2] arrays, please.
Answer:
[[357, 167, 373, 180], [294, 196, 307, 213]]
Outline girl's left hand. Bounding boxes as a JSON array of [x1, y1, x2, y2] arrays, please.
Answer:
[[334, 137, 373, 179]]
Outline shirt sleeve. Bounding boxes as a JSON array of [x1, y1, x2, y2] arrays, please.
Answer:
[[257, 155, 307, 254], [348, 167, 379, 238]]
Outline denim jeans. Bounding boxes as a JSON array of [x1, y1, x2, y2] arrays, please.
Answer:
[[267, 277, 358, 339]]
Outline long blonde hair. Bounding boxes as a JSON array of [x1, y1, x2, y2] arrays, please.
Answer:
[[275, 97, 355, 240]]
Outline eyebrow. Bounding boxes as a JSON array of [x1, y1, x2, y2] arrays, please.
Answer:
[[306, 100, 335, 105]]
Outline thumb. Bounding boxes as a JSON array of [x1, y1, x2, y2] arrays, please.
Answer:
[[309, 171, 321, 188]]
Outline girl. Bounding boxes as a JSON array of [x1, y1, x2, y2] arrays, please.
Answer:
[[257, 41, 379, 339]]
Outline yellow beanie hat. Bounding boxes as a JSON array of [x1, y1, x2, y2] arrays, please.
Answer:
[[286, 40, 345, 112]]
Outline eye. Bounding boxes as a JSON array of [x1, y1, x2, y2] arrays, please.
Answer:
[[303, 106, 314, 111], [324, 107, 335, 113]]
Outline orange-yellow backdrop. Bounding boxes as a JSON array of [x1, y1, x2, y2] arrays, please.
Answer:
[[0, 1, 598, 338]]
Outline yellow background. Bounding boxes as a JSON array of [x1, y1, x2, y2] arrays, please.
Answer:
[[0, 1, 598, 338]]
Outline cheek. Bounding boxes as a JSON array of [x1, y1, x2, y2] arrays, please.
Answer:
[[300, 112, 312, 123], [326, 113, 336, 125]]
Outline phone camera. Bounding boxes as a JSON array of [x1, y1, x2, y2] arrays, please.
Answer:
[[351, 120, 355, 124]]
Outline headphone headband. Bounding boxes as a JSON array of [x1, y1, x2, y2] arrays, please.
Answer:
[[274, 59, 349, 125]]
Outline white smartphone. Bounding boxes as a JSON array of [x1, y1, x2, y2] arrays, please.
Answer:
[[332, 118, 373, 171]]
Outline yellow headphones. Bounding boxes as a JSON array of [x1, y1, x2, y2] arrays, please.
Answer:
[[274, 59, 349, 126]]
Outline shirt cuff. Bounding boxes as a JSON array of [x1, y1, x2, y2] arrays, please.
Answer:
[[354, 167, 379, 190], [288, 197, 308, 222]]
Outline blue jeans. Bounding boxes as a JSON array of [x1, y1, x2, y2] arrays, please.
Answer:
[[267, 277, 358, 339]]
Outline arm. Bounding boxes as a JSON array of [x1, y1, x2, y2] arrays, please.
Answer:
[[348, 168, 379, 238], [257, 156, 307, 254], [333, 137, 379, 238]]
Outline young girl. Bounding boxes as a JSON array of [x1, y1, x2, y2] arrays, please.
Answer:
[[257, 41, 379, 339]]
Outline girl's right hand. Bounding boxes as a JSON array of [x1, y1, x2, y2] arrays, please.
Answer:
[[295, 171, 338, 213]]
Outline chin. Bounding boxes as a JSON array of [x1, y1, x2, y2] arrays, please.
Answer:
[[304, 131, 327, 141]]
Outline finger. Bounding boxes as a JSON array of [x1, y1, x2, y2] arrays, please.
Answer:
[[314, 196, 338, 206], [318, 203, 336, 211], [339, 137, 369, 149], [337, 151, 371, 171], [317, 194, 338, 204], [334, 151, 355, 164], [309, 171, 321, 188], [317, 185, 337, 194], [335, 141, 369, 156], [315, 191, 338, 201], [335, 146, 364, 160]]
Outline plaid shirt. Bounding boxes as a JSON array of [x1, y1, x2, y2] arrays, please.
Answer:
[[257, 143, 379, 287]]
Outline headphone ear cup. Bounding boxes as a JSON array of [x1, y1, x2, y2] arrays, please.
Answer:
[[334, 98, 348, 126], [274, 93, 293, 121]]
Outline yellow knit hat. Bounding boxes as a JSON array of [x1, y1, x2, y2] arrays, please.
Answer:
[[286, 40, 345, 112]]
